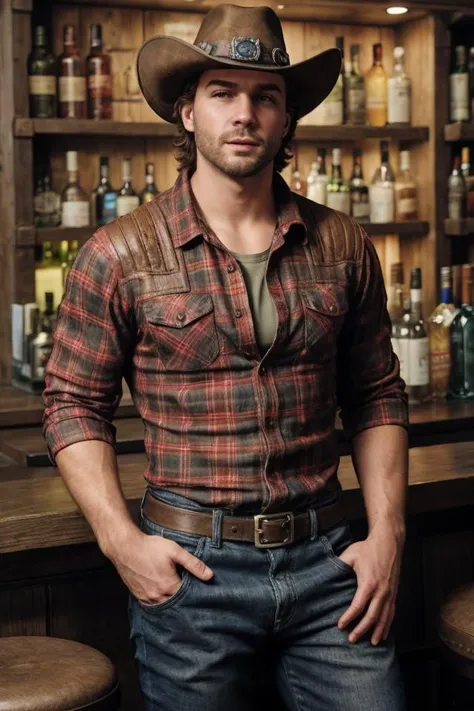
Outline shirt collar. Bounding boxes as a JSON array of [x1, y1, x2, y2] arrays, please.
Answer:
[[169, 168, 307, 248]]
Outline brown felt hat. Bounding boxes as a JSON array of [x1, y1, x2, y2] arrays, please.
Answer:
[[137, 4, 341, 123]]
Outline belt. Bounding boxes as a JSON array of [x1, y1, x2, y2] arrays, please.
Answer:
[[142, 492, 346, 549]]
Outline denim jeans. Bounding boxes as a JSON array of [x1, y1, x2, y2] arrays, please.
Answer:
[[129, 488, 406, 711]]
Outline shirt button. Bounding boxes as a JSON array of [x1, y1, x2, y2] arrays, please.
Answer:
[[176, 311, 185, 322], [235, 309, 242, 318], [329, 304, 336, 313], [227, 264, 236, 273]]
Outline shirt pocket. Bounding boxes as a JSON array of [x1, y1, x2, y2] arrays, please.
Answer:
[[142, 293, 220, 372], [302, 284, 348, 359]]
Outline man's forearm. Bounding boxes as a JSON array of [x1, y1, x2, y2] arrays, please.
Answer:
[[351, 424, 408, 540], [56, 440, 138, 556]]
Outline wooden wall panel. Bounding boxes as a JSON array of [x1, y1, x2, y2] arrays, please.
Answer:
[[0, 585, 47, 637]]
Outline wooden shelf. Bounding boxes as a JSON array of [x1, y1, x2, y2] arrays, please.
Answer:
[[32, 221, 430, 246], [444, 122, 474, 142], [444, 218, 474, 236], [14, 118, 430, 143]]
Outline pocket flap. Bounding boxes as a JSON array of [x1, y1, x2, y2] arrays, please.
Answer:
[[302, 285, 348, 316], [142, 293, 215, 328]]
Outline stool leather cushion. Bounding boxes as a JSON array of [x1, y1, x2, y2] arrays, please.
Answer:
[[0, 636, 118, 711], [439, 583, 474, 662]]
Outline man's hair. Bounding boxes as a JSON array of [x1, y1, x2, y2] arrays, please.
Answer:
[[172, 78, 298, 174]]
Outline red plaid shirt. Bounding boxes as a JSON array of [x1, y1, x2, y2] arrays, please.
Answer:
[[43, 169, 408, 514]]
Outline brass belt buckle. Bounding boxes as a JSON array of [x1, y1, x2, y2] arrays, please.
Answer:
[[254, 512, 295, 548]]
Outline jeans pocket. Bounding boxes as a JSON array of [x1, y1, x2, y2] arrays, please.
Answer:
[[137, 515, 208, 613], [319, 522, 356, 577]]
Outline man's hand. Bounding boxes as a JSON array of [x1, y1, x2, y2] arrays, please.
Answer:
[[337, 526, 404, 646], [106, 528, 214, 605]]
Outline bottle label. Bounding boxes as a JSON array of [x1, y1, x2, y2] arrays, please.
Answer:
[[59, 76, 86, 103], [448, 193, 465, 219], [321, 99, 343, 126], [348, 88, 366, 123], [327, 192, 351, 214], [366, 75, 387, 110], [450, 73, 470, 121], [352, 198, 370, 220], [61, 201, 90, 227], [34, 191, 61, 227], [307, 180, 328, 205], [29, 75, 56, 96], [32, 342, 53, 380], [369, 185, 394, 222], [408, 337, 429, 386], [88, 74, 112, 91], [388, 80, 411, 123], [116, 195, 140, 217], [398, 338, 410, 384], [102, 192, 117, 223], [397, 197, 417, 218], [430, 347, 451, 396]]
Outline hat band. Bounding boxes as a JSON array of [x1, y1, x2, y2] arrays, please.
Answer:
[[195, 37, 290, 67]]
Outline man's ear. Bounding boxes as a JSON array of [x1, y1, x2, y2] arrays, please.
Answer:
[[181, 102, 195, 132], [283, 110, 292, 138]]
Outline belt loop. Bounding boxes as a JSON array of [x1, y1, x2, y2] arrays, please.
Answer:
[[211, 509, 224, 548], [309, 508, 318, 540]]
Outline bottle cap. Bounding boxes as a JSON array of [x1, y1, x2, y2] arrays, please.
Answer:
[[34, 26, 47, 45], [440, 266, 452, 288], [400, 150, 410, 171], [90, 23, 102, 47], [317, 147, 326, 158], [461, 146, 470, 164], [373, 43, 383, 61], [390, 262, 404, 285], [350, 44, 360, 57], [66, 151, 78, 172], [336, 36, 344, 53], [410, 267, 422, 289], [394, 46, 405, 60], [122, 159, 132, 180], [146, 162, 155, 175], [63, 24, 76, 45], [332, 148, 341, 164]]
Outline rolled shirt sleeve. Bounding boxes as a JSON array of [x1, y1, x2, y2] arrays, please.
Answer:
[[336, 231, 409, 439], [42, 232, 132, 465]]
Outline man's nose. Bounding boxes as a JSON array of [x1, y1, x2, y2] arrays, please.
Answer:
[[232, 94, 257, 125]]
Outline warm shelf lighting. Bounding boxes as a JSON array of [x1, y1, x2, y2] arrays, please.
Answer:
[[277, 4, 285, 9], [386, 6, 408, 14]]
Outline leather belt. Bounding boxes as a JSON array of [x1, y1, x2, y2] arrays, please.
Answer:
[[142, 492, 346, 549]]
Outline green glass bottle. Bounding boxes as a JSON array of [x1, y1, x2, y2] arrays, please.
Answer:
[[449, 264, 474, 399], [28, 26, 57, 118]]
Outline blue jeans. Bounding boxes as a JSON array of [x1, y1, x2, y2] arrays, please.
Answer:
[[129, 489, 406, 711]]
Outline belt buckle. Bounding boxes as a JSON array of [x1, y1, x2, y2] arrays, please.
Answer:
[[254, 512, 295, 548]]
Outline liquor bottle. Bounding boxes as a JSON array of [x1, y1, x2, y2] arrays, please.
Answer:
[[397, 297, 411, 387], [59, 24, 87, 119], [326, 148, 350, 214], [34, 242, 64, 314], [140, 162, 159, 204], [450, 46, 470, 123], [290, 163, 306, 196], [387, 262, 405, 363], [369, 140, 395, 222], [87, 24, 112, 120], [63, 239, 80, 285], [346, 44, 366, 125], [28, 26, 57, 118], [91, 156, 117, 225], [406, 267, 430, 404], [469, 47, 474, 123], [460, 146, 474, 218], [429, 266, 456, 400], [388, 46, 411, 125], [116, 159, 140, 217], [449, 264, 474, 399], [30, 292, 55, 386], [61, 151, 90, 227], [366, 43, 388, 127], [448, 156, 467, 220], [452, 264, 462, 308], [58, 240, 69, 289], [321, 36, 344, 126], [306, 149, 328, 205], [349, 149, 369, 223], [395, 150, 419, 221], [33, 173, 61, 227]]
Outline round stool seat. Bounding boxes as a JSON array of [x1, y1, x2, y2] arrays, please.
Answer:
[[438, 583, 474, 679], [0, 636, 119, 710]]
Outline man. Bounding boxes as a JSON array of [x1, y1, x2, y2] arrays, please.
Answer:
[[43, 4, 409, 710]]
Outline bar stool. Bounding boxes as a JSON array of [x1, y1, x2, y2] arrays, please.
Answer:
[[0, 636, 120, 710], [438, 582, 474, 709]]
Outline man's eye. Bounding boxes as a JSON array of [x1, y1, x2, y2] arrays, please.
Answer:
[[259, 95, 275, 104], [213, 91, 232, 98]]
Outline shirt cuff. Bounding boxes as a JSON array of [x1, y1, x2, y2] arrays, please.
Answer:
[[340, 398, 409, 441], [44, 416, 117, 467]]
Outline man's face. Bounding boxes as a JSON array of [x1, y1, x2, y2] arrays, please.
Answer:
[[182, 68, 290, 179]]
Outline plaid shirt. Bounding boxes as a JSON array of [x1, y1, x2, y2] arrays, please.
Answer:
[[43, 169, 408, 514]]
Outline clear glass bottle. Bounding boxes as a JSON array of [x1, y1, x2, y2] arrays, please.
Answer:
[[30, 291, 55, 386], [387, 262, 405, 366], [349, 148, 369, 223], [87, 24, 112, 120], [406, 267, 430, 404], [34, 242, 64, 314], [116, 159, 140, 217], [397, 296, 412, 388], [395, 150, 419, 221], [91, 156, 117, 225], [346, 44, 366, 126], [388, 46, 411, 125], [61, 151, 90, 227], [450, 45, 470, 123], [448, 155, 467, 220], [326, 148, 350, 214], [469, 47, 474, 123], [140, 162, 159, 204], [449, 264, 474, 399], [290, 162, 306, 196], [369, 140, 395, 222], [28, 26, 57, 118], [460, 146, 474, 218], [63, 239, 80, 285], [429, 266, 456, 400], [33, 173, 61, 227], [306, 149, 328, 205], [366, 43, 388, 127], [452, 264, 462, 309], [321, 36, 344, 126], [58, 24, 87, 119]]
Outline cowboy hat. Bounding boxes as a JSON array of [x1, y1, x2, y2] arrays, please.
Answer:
[[137, 4, 341, 123]]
